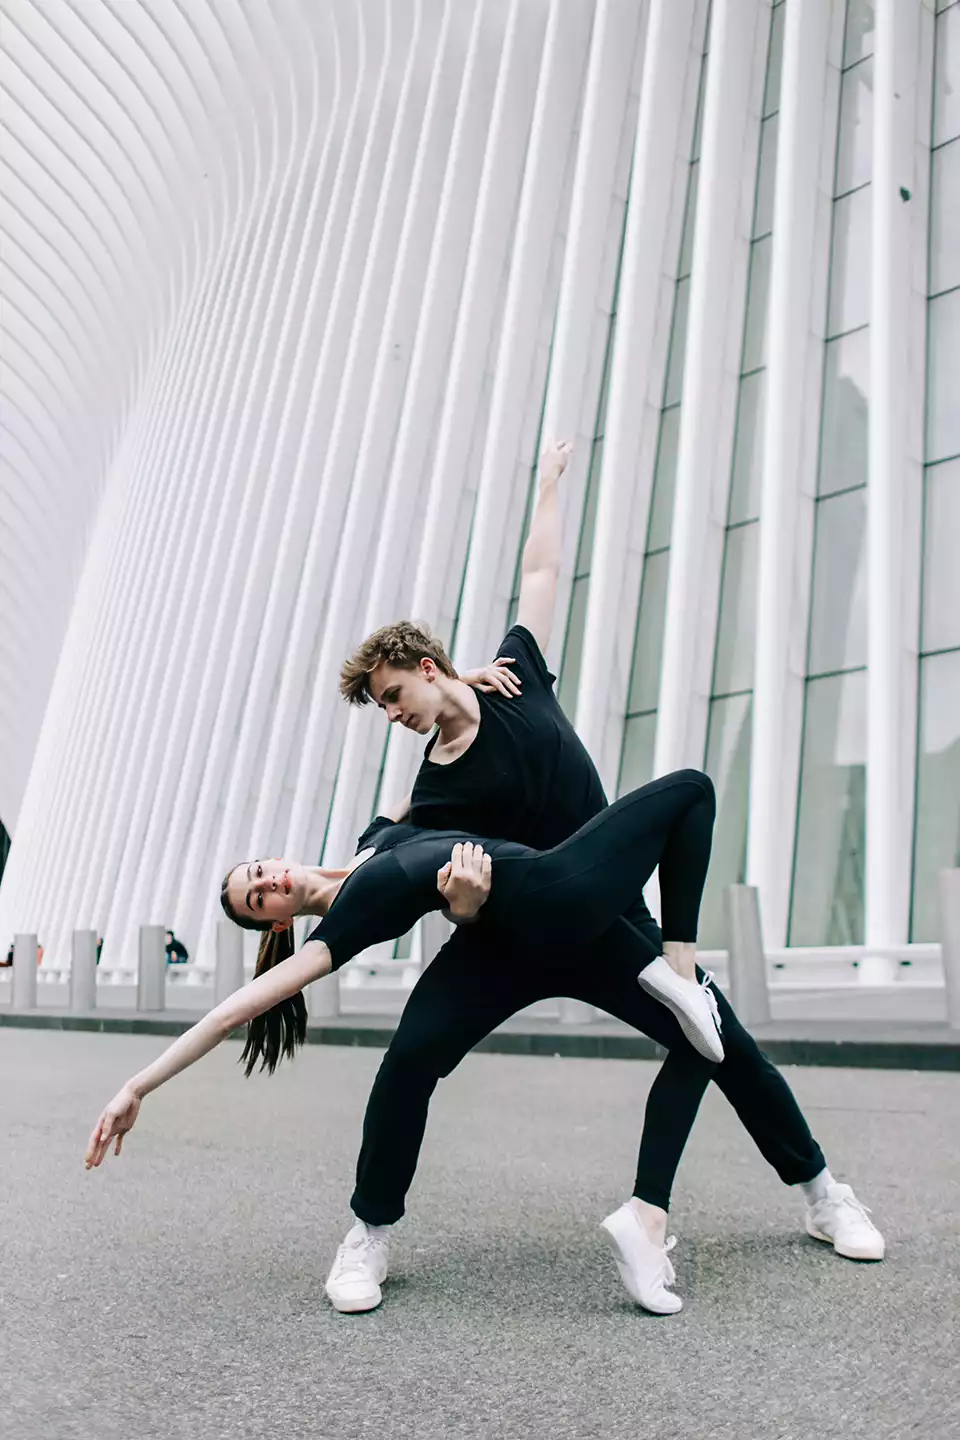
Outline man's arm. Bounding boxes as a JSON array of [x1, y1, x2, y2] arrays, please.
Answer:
[[516, 439, 573, 653]]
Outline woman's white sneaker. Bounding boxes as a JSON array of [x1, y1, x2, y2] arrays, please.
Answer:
[[325, 1222, 391, 1312], [637, 956, 725, 1063], [600, 1203, 683, 1314], [805, 1184, 885, 1261]]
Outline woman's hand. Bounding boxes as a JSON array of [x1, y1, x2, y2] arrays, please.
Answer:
[[461, 657, 521, 698], [85, 1083, 142, 1169], [437, 841, 492, 921]]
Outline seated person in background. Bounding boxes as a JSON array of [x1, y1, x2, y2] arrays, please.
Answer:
[[165, 930, 189, 965]]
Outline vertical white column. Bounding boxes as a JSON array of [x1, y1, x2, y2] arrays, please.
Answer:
[[747, 0, 838, 946], [654, 0, 768, 778], [576, 0, 703, 793], [863, 0, 931, 982]]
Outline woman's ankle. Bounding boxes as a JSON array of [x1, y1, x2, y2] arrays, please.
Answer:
[[662, 940, 696, 981], [629, 1196, 668, 1246]]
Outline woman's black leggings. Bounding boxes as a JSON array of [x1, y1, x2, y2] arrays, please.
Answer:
[[487, 769, 716, 954]]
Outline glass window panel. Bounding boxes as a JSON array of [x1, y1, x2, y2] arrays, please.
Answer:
[[922, 458, 960, 652], [692, 64, 707, 162], [835, 58, 874, 196], [934, 4, 960, 148], [576, 440, 603, 575], [911, 650, 960, 941], [742, 236, 772, 373], [618, 712, 657, 797], [807, 488, 868, 675], [712, 521, 759, 696], [558, 575, 589, 714], [729, 370, 765, 525], [818, 329, 870, 496], [648, 408, 680, 551], [844, 0, 876, 68], [789, 671, 867, 946], [627, 550, 670, 713], [930, 138, 960, 295], [698, 694, 753, 948], [764, 3, 785, 118], [926, 288, 960, 463], [679, 163, 700, 279], [596, 316, 617, 438], [754, 115, 779, 238], [828, 187, 872, 336], [664, 278, 690, 407]]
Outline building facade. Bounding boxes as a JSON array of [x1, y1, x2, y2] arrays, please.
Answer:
[[1, 0, 958, 998]]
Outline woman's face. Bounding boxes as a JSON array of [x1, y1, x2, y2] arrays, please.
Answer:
[[227, 858, 306, 930]]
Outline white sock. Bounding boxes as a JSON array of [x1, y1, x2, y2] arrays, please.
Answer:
[[359, 1220, 391, 1240], [800, 1168, 835, 1206]]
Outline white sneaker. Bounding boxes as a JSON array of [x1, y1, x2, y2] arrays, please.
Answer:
[[325, 1222, 391, 1313], [805, 1184, 885, 1261], [637, 956, 725, 1063], [600, 1203, 683, 1314]]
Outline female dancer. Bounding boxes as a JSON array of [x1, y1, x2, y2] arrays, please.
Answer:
[[85, 769, 721, 1163]]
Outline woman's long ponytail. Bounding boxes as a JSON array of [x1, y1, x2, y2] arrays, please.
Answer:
[[220, 871, 308, 1077]]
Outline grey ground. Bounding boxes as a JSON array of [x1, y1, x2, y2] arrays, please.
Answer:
[[3, 1033, 959, 1440]]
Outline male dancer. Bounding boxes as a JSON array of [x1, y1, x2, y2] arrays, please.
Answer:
[[326, 441, 884, 1314]]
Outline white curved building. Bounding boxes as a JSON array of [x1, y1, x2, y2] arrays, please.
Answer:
[[1, 0, 958, 1002]]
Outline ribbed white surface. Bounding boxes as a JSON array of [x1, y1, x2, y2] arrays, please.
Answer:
[[0, 0, 954, 974]]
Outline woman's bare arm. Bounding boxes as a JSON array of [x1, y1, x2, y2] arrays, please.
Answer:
[[85, 939, 332, 1167]]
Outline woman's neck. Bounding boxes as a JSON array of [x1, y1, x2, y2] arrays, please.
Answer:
[[300, 865, 351, 916]]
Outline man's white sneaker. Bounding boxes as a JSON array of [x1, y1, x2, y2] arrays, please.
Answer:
[[600, 1203, 683, 1314], [637, 956, 725, 1063], [325, 1222, 391, 1313], [805, 1184, 885, 1261]]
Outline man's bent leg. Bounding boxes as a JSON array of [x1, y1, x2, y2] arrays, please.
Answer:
[[351, 930, 546, 1225]]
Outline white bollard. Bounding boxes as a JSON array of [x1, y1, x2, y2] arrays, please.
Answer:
[[70, 930, 98, 1012], [215, 920, 244, 1005], [308, 970, 341, 1019], [938, 869, 960, 1030], [559, 998, 596, 1024], [723, 885, 771, 1027], [137, 925, 166, 1011], [12, 932, 38, 1010]]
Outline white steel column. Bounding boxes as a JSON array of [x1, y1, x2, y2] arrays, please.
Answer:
[[746, 0, 838, 947], [576, 0, 703, 794], [653, 0, 767, 778], [863, 0, 932, 981]]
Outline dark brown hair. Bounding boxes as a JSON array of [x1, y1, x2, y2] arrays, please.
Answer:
[[220, 867, 307, 1077], [339, 620, 457, 706]]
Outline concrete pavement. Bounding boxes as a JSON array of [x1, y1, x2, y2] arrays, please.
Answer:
[[3, 1030, 959, 1440]]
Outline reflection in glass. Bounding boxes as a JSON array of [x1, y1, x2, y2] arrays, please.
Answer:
[[764, 3, 785, 118], [930, 138, 960, 296], [819, 330, 870, 496], [618, 712, 657, 797], [699, 694, 753, 948], [790, 671, 867, 946], [934, 4, 960, 149], [844, 0, 876, 70], [627, 550, 670, 714], [911, 651, 960, 940], [558, 576, 589, 715], [828, 188, 872, 336], [926, 288, 960, 464], [754, 116, 779, 238], [835, 58, 874, 196], [712, 523, 759, 697], [679, 164, 700, 279], [648, 409, 680, 552], [742, 237, 772, 374], [729, 370, 765, 525], [807, 488, 868, 675], [922, 458, 960, 653], [576, 441, 603, 575], [665, 279, 690, 407]]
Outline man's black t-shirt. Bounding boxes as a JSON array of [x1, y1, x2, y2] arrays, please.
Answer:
[[409, 626, 603, 849], [405, 624, 653, 929]]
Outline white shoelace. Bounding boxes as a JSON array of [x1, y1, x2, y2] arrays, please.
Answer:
[[330, 1236, 384, 1282], [662, 1235, 678, 1287], [833, 1192, 876, 1226], [699, 972, 722, 1034]]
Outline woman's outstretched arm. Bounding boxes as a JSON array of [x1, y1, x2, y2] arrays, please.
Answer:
[[84, 939, 332, 1169]]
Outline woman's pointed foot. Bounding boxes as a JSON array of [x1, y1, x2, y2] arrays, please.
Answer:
[[637, 957, 724, 1062]]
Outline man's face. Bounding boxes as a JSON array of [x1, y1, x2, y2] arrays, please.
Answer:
[[369, 660, 442, 734]]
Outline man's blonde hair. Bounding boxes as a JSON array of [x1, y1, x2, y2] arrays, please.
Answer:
[[339, 621, 457, 706]]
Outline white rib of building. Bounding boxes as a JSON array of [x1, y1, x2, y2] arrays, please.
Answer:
[[1, 0, 958, 1005]]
